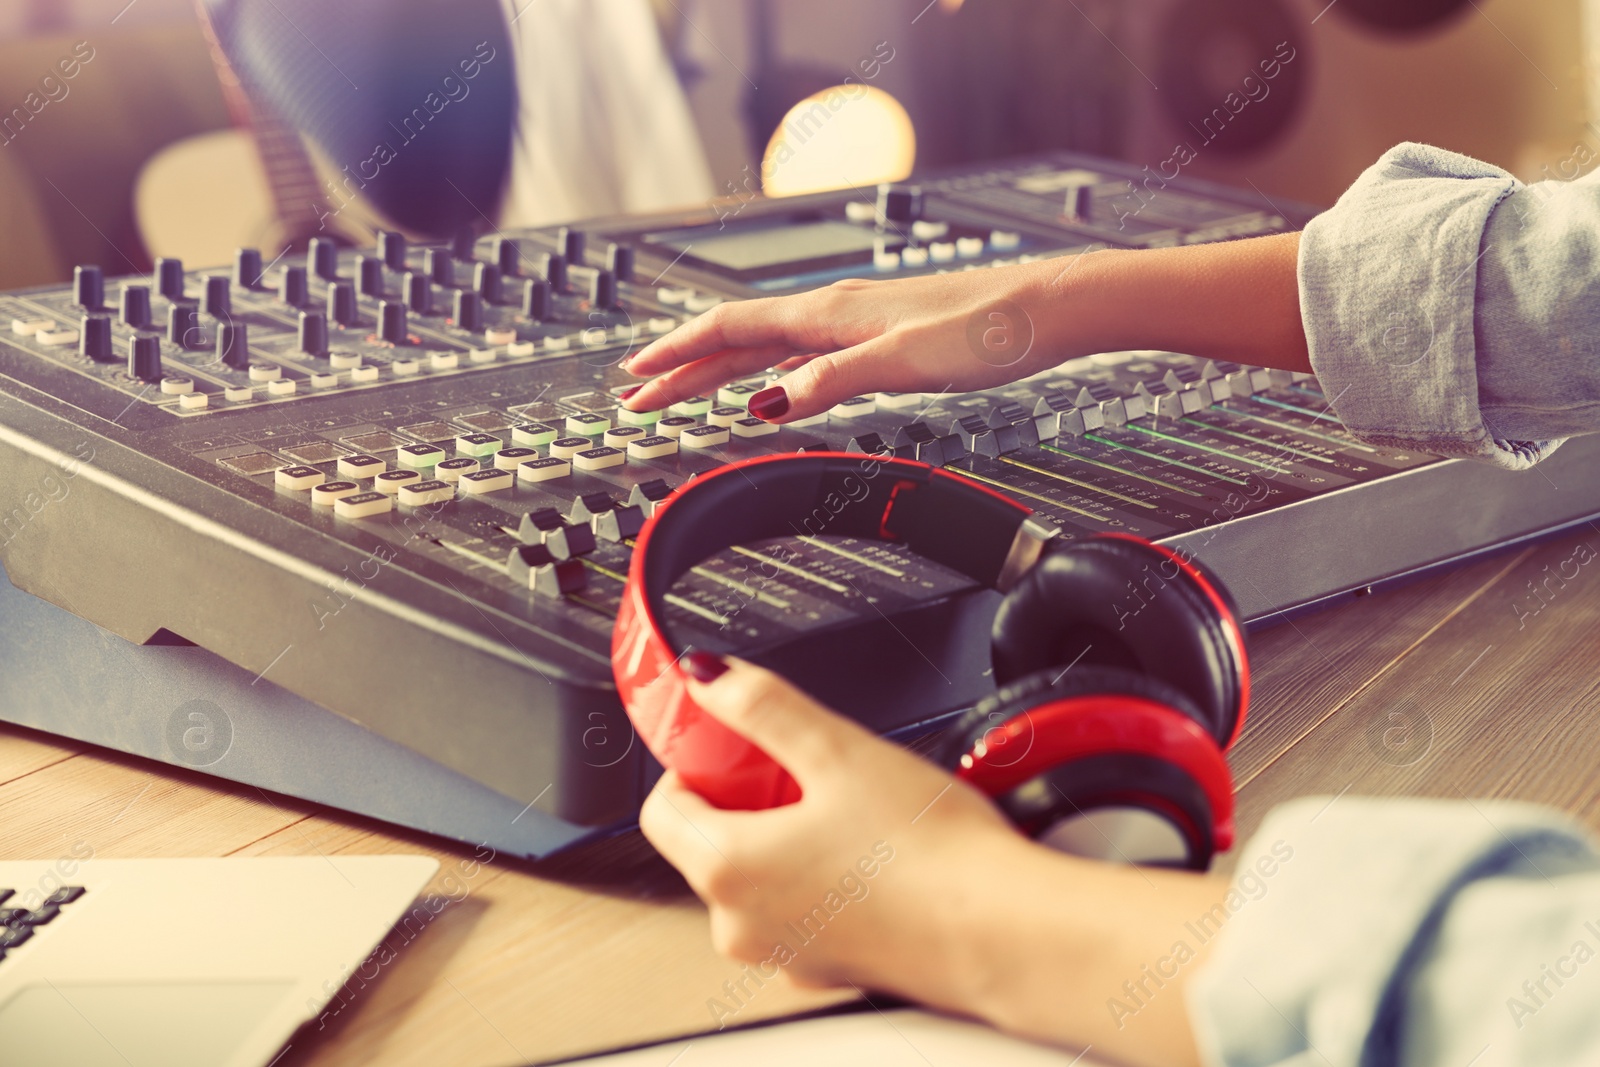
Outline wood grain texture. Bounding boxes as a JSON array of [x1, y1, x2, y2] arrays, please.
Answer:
[[1, 527, 1596, 1066]]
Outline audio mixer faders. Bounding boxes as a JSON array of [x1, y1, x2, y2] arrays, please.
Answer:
[[3, 151, 1599, 856]]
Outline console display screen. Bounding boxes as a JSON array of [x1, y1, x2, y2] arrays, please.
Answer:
[[650, 220, 880, 272]]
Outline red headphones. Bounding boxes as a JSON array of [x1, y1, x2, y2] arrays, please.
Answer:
[[612, 452, 1248, 870]]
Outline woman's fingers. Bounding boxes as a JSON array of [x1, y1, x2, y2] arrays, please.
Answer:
[[626, 296, 830, 377], [622, 343, 798, 413], [638, 770, 740, 889], [751, 338, 912, 422]]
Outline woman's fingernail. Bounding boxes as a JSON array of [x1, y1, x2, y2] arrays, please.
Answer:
[[618, 384, 642, 401], [748, 386, 789, 421], [683, 650, 729, 683]]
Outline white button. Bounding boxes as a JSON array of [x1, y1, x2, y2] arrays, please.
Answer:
[[267, 379, 297, 396], [876, 392, 924, 410], [929, 242, 957, 263], [37, 328, 78, 346], [732, 417, 779, 438], [517, 457, 571, 483], [310, 480, 363, 506], [12, 318, 51, 335], [512, 422, 559, 447], [275, 466, 325, 491], [430, 352, 459, 370], [613, 324, 637, 341], [681, 425, 730, 449], [670, 396, 713, 417], [845, 201, 877, 223], [350, 365, 379, 382], [715, 384, 759, 408], [604, 426, 646, 447], [506, 340, 536, 357], [707, 406, 743, 427], [330, 352, 362, 369], [582, 327, 609, 348], [397, 444, 446, 468], [900, 247, 930, 268], [374, 469, 422, 494], [911, 220, 949, 241], [178, 393, 209, 411], [434, 457, 478, 482], [485, 327, 517, 345], [460, 468, 514, 494], [956, 237, 985, 258], [574, 446, 626, 471], [685, 293, 723, 313], [567, 412, 611, 436], [627, 435, 678, 459], [494, 446, 540, 471], [544, 335, 572, 352], [657, 286, 694, 305], [398, 480, 455, 506], [249, 363, 279, 382], [657, 416, 696, 438], [391, 359, 420, 376], [990, 257, 1016, 269], [310, 371, 339, 388], [990, 230, 1022, 250], [224, 386, 254, 402], [548, 436, 590, 460], [338, 454, 386, 479], [468, 347, 498, 364], [647, 317, 677, 334], [832, 396, 877, 418], [160, 376, 194, 395], [335, 491, 392, 519], [874, 250, 901, 271], [616, 406, 661, 426], [456, 433, 502, 457]]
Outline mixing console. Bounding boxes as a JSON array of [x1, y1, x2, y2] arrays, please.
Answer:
[[4, 151, 1599, 844]]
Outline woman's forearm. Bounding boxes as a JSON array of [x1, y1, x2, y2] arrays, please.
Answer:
[[1036, 230, 1311, 374]]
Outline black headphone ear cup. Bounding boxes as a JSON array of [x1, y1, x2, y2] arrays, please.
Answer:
[[990, 537, 1245, 746], [940, 665, 1208, 771]]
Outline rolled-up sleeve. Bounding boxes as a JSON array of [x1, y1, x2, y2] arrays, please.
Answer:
[[1187, 796, 1600, 1067], [1299, 140, 1600, 469]]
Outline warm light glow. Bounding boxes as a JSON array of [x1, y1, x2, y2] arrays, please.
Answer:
[[761, 84, 916, 198]]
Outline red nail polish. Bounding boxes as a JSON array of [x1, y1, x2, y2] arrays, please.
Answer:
[[683, 650, 728, 683], [748, 386, 789, 421], [618, 384, 642, 401]]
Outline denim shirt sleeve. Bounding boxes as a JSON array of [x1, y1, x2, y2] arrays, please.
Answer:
[[1186, 796, 1600, 1067], [1297, 141, 1600, 469]]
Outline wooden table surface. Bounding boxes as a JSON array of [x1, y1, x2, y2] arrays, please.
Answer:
[[4, 524, 1599, 1066]]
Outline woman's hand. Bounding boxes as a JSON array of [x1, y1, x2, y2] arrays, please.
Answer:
[[621, 232, 1309, 422], [637, 654, 1019, 1002]]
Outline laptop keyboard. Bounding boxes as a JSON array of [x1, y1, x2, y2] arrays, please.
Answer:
[[0, 886, 86, 961]]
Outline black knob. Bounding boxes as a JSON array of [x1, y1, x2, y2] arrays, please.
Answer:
[[378, 230, 406, 271], [379, 300, 408, 344], [327, 281, 357, 327], [522, 278, 551, 321], [80, 315, 113, 362], [167, 304, 198, 347], [218, 321, 250, 370], [876, 183, 924, 227], [606, 243, 634, 281], [589, 269, 617, 311], [128, 335, 162, 382], [474, 262, 500, 304], [74, 265, 103, 308], [309, 237, 339, 280], [495, 238, 520, 277], [542, 252, 567, 291], [453, 290, 483, 332], [451, 225, 476, 261], [1065, 182, 1093, 224], [202, 275, 231, 318], [404, 272, 432, 315], [559, 226, 586, 263], [234, 248, 263, 288], [120, 285, 151, 329], [425, 247, 452, 286], [155, 257, 185, 301], [357, 255, 384, 298], [279, 265, 308, 308], [299, 311, 328, 356]]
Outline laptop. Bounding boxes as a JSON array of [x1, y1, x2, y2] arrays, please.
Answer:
[[0, 853, 438, 1067]]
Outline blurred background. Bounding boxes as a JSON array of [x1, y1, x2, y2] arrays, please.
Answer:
[[0, 0, 1593, 291]]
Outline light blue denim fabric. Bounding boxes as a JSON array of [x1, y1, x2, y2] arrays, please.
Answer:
[[1298, 141, 1600, 470], [1189, 796, 1600, 1067]]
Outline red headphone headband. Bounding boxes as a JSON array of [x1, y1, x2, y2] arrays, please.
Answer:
[[613, 452, 1046, 809]]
